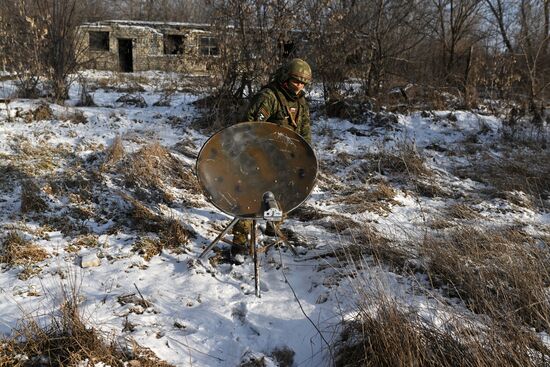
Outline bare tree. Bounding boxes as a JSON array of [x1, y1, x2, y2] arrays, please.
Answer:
[[430, 0, 483, 85], [0, 0, 88, 102]]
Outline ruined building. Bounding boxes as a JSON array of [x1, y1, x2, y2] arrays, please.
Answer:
[[78, 20, 219, 73]]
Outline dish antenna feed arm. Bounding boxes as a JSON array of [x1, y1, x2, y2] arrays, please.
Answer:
[[195, 122, 318, 297]]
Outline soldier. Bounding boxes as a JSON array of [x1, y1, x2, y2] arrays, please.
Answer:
[[232, 58, 313, 254]]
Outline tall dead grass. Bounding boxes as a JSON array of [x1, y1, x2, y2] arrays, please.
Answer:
[[455, 148, 550, 210], [20, 179, 48, 213], [0, 281, 174, 367], [123, 142, 200, 200], [334, 182, 397, 215], [0, 231, 49, 267], [422, 226, 550, 332], [335, 295, 550, 367], [361, 143, 432, 179], [102, 135, 125, 169]]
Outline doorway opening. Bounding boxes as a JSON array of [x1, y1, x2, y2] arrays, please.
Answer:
[[118, 38, 133, 72]]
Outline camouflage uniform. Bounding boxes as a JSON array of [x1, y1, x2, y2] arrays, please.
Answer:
[[244, 82, 312, 144], [232, 59, 313, 251]]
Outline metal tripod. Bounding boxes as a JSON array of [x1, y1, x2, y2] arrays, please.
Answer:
[[198, 193, 297, 297]]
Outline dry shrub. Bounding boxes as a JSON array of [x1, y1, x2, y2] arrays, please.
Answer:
[[422, 226, 550, 331], [66, 234, 99, 253], [102, 135, 125, 168], [456, 148, 550, 210], [356, 145, 432, 183], [30, 103, 53, 122], [334, 183, 397, 214], [67, 110, 88, 124], [315, 216, 400, 266], [335, 296, 550, 367], [124, 142, 200, 196], [160, 218, 192, 251], [0, 232, 49, 267], [172, 138, 198, 159], [446, 203, 480, 220], [132, 237, 163, 261], [288, 205, 328, 221], [270, 346, 295, 367], [0, 290, 173, 366], [116, 93, 147, 108], [130, 217, 195, 259], [191, 94, 247, 132], [316, 169, 347, 192], [120, 192, 194, 251], [20, 179, 48, 213], [119, 192, 164, 232], [413, 178, 451, 198]]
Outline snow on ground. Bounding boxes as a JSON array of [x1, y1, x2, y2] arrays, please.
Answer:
[[0, 71, 548, 366]]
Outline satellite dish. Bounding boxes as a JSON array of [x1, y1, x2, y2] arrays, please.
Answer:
[[196, 122, 318, 219]]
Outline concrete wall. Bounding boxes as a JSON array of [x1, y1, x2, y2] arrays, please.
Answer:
[[78, 21, 215, 73]]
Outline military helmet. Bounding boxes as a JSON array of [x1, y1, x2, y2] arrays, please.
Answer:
[[282, 58, 312, 84]]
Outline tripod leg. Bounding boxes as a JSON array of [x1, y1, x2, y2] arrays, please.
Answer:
[[198, 217, 240, 259], [252, 219, 260, 298], [272, 222, 298, 256]]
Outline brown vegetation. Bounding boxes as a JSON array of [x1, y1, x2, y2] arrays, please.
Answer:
[[20, 179, 48, 213], [0, 287, 174, 367], [123, 142, 200, 198], [422, 226, 550, 332], [335, 296, 550, 367], [0, 231, 49, 267], [456, 148, 550, 210], [334, 183, 397, 215], [102, 135, 125, 168], [361, 146, 432, 180]]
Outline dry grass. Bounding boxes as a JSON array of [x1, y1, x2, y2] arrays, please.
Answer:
[[131, 219, 193, 261], [59, 109, 88, 124], [120, 192, 194, 258], [119, 192, 165, 232], [446, 203, 481, 220], [413, 178, 451, 198], [0, 285, 174, 367], [334, 183, 397, 214], [123, 142, 200, 199], [66, 234, 99, 253], [359, 144, 432, 180], [456, 148, 550, 210], [0, 232, 49, 267], [313, 216, 401, 266], [24, 103, 53, 122], [335, 296, 550, 367], [160, 218, 192, 251], [20, 179, 48, 213], [102, 135, 125, 168], [132, 237, 163, 261], [422, 226, 550, 331]]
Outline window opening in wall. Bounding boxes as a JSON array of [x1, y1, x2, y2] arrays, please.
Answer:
[[164, 34, 185, 55], [199, 36, 219, 56], [89, 31, 109, 51]]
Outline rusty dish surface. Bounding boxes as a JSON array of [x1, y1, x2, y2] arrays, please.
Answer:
[[196, 122, 318, 219]]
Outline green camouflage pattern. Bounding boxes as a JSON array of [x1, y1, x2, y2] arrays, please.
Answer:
[[284, 58, 312, 84], [232, 63, 313, 249], [244, 82, 312, 143]]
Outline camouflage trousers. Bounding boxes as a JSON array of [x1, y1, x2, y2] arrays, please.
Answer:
[[232, 219, 282, 248]]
